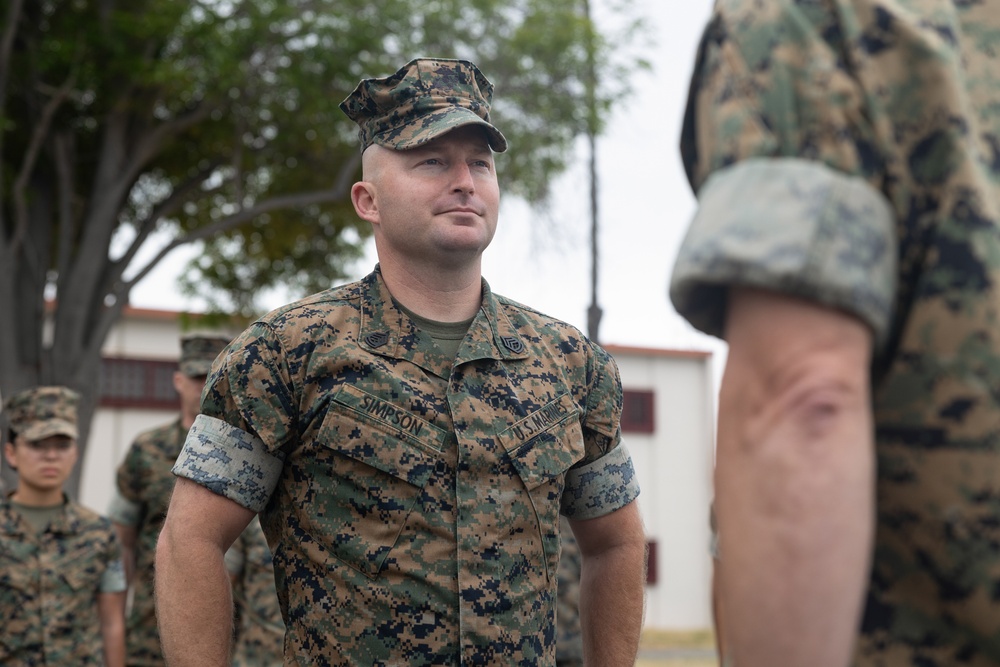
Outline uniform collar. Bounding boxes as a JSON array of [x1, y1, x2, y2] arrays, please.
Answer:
[[358, 266, 529, 376], [0, 492, 81, 537]]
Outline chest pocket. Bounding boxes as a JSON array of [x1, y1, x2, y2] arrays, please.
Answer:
[[500, 393, 585, 491], [498, 393, 585, 580], [301, 385, 448, 578]]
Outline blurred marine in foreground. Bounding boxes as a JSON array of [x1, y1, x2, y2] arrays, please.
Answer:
[[671, 1, 1000, 665]]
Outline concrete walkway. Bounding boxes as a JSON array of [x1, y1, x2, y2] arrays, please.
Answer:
[[638, 646, 718, 661]]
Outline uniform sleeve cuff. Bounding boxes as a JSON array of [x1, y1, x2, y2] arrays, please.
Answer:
[[562, 444, 640, 520], [172, 414, 284, 513], [670, 158, 897, 348]]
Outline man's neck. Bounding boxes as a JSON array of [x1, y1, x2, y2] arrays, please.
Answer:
[[378, 260, 483, 322]]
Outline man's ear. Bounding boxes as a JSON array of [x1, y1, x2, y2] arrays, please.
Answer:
[[351, 181, 380, 224], [3, 441, 18, 472]]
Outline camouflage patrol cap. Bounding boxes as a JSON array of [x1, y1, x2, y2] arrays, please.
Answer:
[[340, 57, 508, 153], [179, 334, 230, 377], [4, 386, 80, 442]]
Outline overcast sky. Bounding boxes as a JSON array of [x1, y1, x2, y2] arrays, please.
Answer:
[[129, 0, 723, 360]]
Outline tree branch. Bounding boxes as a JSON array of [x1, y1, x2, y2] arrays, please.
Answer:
[[0, 0, 25, 226], [106, 162, 224, 295], [126, 103, 217, 180], [11, 73, 77, 257], [122, 161, 360, 295], [53, 132, 76, 285]]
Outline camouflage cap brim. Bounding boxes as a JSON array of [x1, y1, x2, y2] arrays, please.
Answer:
[[372, 106, 507, 152], [179, 359, 216, 377], [19, 419, 78, 443]]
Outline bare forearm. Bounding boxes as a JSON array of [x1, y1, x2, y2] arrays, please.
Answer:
[[716, 364, 874, 666], [716, 413, 873, 666], [715, 287, 876, 667], [97, 592, 126, 667], [101, 623, 125, 667], [579, 539, 646, 665], [155, 525, 235, 666]]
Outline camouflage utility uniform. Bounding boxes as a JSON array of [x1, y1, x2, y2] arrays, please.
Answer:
[[174, 267, 639, 665], [229, 515, 285, 667], [0, 495, 126, 665], [110, 419, 186, 665], [672, 0, 1000, 664]]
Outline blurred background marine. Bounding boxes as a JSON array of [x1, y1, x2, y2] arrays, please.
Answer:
[[1, 386, 126, 666]]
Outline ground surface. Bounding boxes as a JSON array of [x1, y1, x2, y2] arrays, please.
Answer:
[[636, 629, 718, 667]]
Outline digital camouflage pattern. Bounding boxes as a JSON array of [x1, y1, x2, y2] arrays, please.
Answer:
[[4, 386, 80, 442], [0, 496, 124, 665], [672, 0, 1000, 664], [340, 58, 507, 153], [230, 515, 285, 667], [111, 419, 187, 666], [555, 516, 583, 666], [173, 266, 639, 666]]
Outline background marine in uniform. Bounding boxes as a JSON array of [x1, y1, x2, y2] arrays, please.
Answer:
[[1, 386, 126, 666], [107, 333, 230, 666]]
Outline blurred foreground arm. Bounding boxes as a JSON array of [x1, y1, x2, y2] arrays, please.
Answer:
[[155, 477, 255, 667], [716, 286, 875, 666], [570, 499, 646, 666]]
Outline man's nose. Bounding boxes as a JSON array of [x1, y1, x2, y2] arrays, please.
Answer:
[[450, 163, 475, 193]]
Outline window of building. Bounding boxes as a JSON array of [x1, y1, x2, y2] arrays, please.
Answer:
[[99, 357, 178, 409], [621, 389, 654, 433]]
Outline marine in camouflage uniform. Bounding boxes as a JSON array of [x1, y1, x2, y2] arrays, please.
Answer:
[[156, 58, 646, 666], [672, 1, 1000, 664], [107, 334, 230, 666], [228, 515, 285, 667], [1, 387, 127, 665]]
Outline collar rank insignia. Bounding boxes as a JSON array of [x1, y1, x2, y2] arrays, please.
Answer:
[[501, 336, 525, 354], [364, 331, 389, 348]]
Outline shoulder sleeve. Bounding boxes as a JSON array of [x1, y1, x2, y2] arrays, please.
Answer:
[[201, 321, 298, 455], [672, 1, 897, 347], [562, 342, 640, 520], [99, 520, 127, 593], [106, 486, 142, 526], [115, 440, 146, 504]]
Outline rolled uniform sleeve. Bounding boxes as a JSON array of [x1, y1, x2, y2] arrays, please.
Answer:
[[672, 2, 897, 346], [671, 158, 897, 346], [100, 558, 127, 594], [172, 416, 284, 513], [562, 342, 640, 520], [172, 322, 293, 511]]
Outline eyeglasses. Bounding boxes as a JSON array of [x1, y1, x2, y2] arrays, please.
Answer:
[[21, 439, 75, 454]]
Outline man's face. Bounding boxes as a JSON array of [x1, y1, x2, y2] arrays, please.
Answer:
[[357, 125, 501, 270], [4, 435, 78, 494], [174, 371, 208, 420]]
